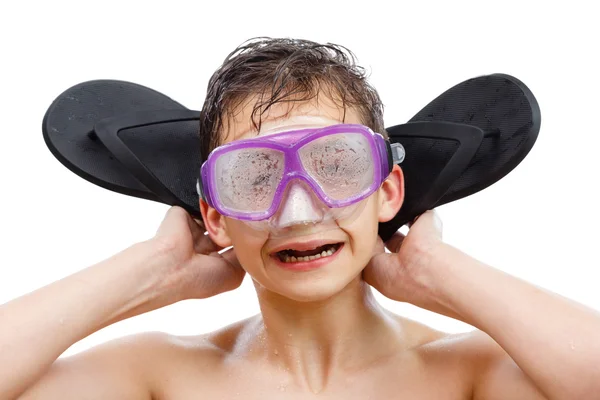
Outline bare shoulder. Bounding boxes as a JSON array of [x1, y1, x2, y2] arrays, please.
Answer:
[[416, 327, 521, 388], [108, 315, 255, 359], [352, 312, 507, 373], [125, 317, 258, 398], [423, 329, 547, 399], [416, 328, 508, 366], [24, 321, 252, 400], [20, 331, 180, 399], [385, 314, 479, 370]]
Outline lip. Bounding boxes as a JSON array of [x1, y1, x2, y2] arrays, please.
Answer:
[[269, 239, 343, 255], [271, 243, 344, 271]]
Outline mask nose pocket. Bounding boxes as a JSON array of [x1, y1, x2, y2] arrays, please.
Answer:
[[271, 179, 326, 228]]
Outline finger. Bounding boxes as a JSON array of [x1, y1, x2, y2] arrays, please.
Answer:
[[156, 206, 187, 236], [193, 217, 206, 231], [195, 237, 223, 255], [185, 213, 206, 241], [406, 212, 423, 229], [185, 214, 224, 254], [220, 246, 242, 268], [362, 252, 395, 291], [194, 233, 224, 255], [385, 231, 406, 253], [413, 210, 443, 240], [189, 251, 246, 296]]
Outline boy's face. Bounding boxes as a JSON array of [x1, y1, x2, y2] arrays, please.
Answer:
[[200, 95, 404, 302]]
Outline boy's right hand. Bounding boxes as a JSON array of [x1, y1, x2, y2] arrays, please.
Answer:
[[149, 206, 245, 305]]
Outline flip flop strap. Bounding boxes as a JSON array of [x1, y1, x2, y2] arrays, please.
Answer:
[[94, 109, 201, 207], [387, 121, 484, 223]]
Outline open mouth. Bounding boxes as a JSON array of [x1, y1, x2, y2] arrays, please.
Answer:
[[275, 243, 343, 263]]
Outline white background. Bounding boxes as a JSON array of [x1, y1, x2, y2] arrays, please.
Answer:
[[1, 1, 598, 357]]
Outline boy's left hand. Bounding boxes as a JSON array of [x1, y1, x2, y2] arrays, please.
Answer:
[[363, 210, 458, 317]]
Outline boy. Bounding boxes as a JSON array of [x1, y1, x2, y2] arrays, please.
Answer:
[[2, 38, 599, 399]]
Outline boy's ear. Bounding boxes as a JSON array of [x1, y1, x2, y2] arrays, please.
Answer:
[[199, 200, 232, 248], [378, 165, 405, 223]]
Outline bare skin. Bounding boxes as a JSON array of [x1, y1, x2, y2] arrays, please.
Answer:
[[5, 208, 590, 400], [2, 98, 600, 399]]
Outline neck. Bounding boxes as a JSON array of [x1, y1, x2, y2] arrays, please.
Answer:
[[244, 277, 404, 392]]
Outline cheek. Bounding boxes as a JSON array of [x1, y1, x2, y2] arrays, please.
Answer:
[[224, 218, 269, 267], [344, 194, 380, 228], [339, 196, 380, 259]]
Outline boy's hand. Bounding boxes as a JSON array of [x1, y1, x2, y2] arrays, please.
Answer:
[[150, 206, 246, 305], [363, 210, 455, 316]]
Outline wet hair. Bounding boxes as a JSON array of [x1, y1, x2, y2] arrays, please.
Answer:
[[198, 37, 386, 159]]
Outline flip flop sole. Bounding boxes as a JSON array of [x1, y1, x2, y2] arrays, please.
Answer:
[[378, 74, 540, 240], [43, 80, 188, 201]]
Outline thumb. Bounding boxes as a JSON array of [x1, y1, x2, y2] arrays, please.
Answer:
[[412, 210, 443, 240]]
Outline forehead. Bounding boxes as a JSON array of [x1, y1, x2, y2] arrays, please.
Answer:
[[221, 94, 364, 144]]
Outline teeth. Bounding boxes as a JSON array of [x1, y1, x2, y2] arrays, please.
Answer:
[[281, 245, 339, 263]]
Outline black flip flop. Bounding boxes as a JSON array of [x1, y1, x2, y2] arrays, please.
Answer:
[[379, 74, 540, 239], [42, 74, 540, 241]]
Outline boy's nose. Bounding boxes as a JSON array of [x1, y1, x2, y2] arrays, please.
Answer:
[[271, 180, 325, 228]]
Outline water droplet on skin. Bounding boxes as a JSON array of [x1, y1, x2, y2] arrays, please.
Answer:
[[288, 333, 292, 337], [274, 349, 279, 355], [279, 384, 286, 392], [570, 340, 576, 350]]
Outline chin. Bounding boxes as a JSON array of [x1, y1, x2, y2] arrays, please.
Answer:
[[275, 283, 347, 303], [270, 269, 361, 303]]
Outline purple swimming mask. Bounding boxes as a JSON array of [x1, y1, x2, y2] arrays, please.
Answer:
[[197, 124, 404, 237]]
